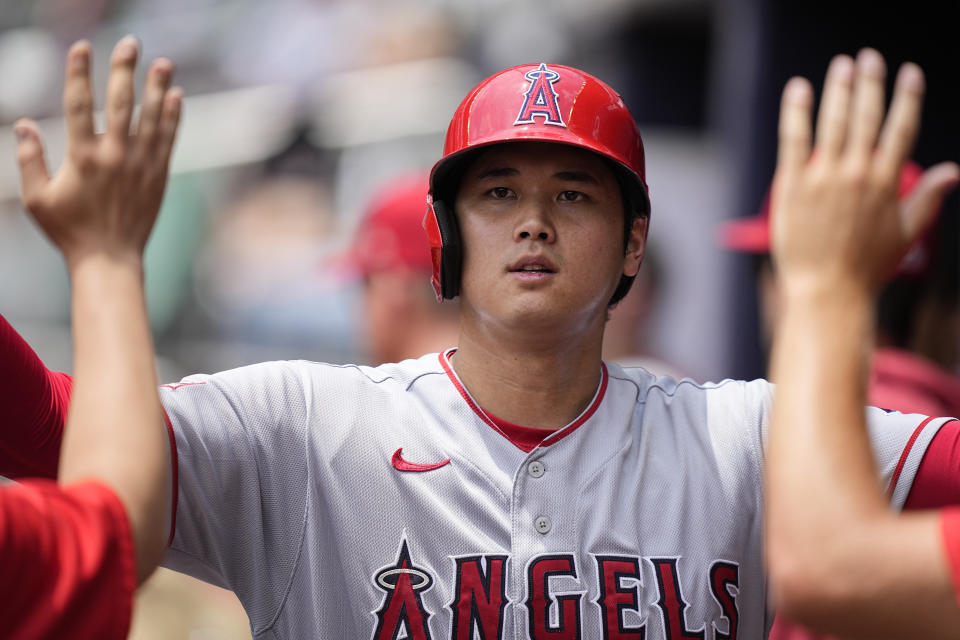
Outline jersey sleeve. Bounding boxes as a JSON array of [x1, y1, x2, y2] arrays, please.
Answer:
[[0, 479, 134, 640], [940, 508, 960, 607], [904, 419, 960, 509], [158, 360, 311, 632], [746, 381, 950, 510], [0, 313, 70, 479], [874, 411, 955, 509]]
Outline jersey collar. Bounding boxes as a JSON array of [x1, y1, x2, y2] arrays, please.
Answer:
[[438, 348, 609, 452]]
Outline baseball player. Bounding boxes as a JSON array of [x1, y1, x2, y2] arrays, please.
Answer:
[[0, 37, 181, 638], [766, 48, 960, 638], [337, 172, 461, 364], [2, 53, 958, 640]]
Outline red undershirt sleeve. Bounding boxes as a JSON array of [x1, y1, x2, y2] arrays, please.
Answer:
[[940, 508, 960, 607], [904, 419, 960, 510], [0, 315, 179, 545], [0, 479, 135, 639], [0, 314, 70, 479]]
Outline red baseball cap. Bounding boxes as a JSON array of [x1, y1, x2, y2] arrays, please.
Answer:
[[719, 161, 937, 278], [336, 173, 434, 277]]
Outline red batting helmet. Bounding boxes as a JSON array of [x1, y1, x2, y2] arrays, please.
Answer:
[[424, 63, 651, 302], [335, 173, 433, 278]]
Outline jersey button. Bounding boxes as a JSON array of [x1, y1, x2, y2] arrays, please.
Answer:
[[528, 461, 545, 478], [534, 516, 552, 534]]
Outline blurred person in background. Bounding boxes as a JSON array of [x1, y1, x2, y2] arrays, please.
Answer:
[[336, 172, 460, 365], [191, 130, 360, 366], [601, 246, 687, 378], [721, 161, 960, 640], [721, 160, 960, 416]]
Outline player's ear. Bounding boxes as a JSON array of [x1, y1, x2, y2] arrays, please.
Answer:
[[622, 216, 648, 278]]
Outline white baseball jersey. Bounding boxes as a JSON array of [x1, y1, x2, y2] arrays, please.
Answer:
[[158, 349, 947, 639]]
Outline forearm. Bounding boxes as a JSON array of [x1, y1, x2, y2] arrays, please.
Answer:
[[764, 48, 960, 637], [767, 279, 959, 635], [0, 314, 70, 478], [768, 277, 882, 530], [60, 254, 170, 583]]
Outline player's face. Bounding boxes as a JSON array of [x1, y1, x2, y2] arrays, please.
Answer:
[[454, 141, 645, 335]]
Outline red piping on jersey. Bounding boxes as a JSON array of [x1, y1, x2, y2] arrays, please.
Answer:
[[161, 408, 178, 547], [888, 415, 936, 498], [438, 349, 608, 452], [904, 419, 960, 510], [160, 382, 206, 391]]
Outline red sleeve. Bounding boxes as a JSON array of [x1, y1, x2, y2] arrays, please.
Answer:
[[0, 315, 179, 545], [904, 419, 960, 510], [940, 508, 960, 607], [0, 479, 135, 639], [0, 314, 70, 478]]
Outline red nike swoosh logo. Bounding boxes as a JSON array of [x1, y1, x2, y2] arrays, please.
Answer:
[[391, 448, 451, 472]]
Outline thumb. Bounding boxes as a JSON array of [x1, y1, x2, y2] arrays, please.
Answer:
[[13, 119, 50, 214], [902, 161, 960, 241]]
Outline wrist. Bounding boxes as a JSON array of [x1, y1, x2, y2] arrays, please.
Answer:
[[67, 250, 145, 286], [778, 270, 874, 310], [65, 248, 145, 278], [772, 271, 875, 374]]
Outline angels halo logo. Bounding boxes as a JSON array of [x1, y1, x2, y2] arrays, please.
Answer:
[[372, 540, 435, 640]]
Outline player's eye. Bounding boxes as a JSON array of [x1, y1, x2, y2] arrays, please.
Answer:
[[558, 190, 586, 202], [488, 187, 514, 199]]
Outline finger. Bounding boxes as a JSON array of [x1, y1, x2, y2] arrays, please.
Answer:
[[777, 77, 814, 176], [877, 63, 925, 178], [156, 87, 183, 164], [814, 55, 855, 158], [135, 58, 174, 148], [62, 40, 95, 144], [13, 120, 51, 213], [901, 162, 960, 241], [104, 36, 140, 144], [846, 48, 886, 158]]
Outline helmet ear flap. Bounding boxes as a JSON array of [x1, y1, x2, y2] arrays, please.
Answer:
[[423, 198, 462, 300]]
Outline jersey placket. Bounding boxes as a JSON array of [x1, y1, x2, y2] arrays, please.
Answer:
[[510, 422, 615, 639]]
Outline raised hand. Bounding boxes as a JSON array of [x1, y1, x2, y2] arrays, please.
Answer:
[[13, 36, 182, 267], [770, 49, 958, 293], [766, 50, 960, 638], [10, 36, 183, 583]]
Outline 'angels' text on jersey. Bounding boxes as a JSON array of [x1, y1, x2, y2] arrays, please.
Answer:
[[372, 539, 739, 640]]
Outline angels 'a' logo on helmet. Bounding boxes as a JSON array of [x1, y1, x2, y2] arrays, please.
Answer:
[[514, 63, 565, 127]]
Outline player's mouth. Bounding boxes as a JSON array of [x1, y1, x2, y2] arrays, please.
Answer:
[[508, 256, 557, 282]]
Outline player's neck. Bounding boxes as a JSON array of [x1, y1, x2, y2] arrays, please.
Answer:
[[394, 321, 462, 363], [451, 327, 605, 430]]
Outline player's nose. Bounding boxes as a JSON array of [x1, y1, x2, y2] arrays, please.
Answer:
[[514, 198, 556, 243]]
